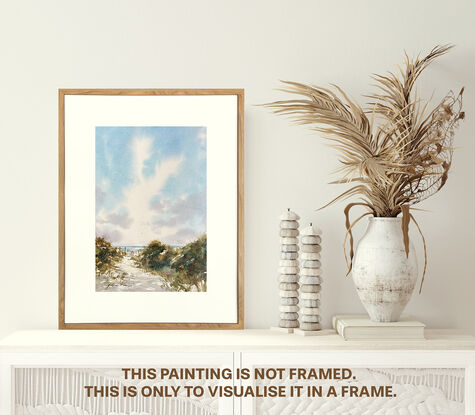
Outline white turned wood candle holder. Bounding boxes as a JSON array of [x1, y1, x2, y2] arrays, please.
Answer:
[[295, 223, 323, 336], [271, 209, 300, 333]]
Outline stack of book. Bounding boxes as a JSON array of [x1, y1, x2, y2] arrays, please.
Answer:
[[332, 314, 425, 341]]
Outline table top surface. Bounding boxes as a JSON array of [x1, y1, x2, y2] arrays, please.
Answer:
[[1, 329, 475, 351]]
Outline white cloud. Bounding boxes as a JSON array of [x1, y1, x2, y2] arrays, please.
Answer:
[[168, 227, 203, 247], [107, 212, 132, 229], [197, 127, 206, 141], [96, 224, 122, 245], [97, 136, 183, 246], [132, 136, 152, 182], [95, 186, 106, 208], [151, 191, 206, 230]]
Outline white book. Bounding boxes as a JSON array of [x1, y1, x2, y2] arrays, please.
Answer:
[[332, 314, 425, 340]]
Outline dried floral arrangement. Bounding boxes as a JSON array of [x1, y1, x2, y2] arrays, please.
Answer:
[[265, 45, 465, 290]]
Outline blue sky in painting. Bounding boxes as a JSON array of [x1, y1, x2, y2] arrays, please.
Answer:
[[95, 126, 206, 246]]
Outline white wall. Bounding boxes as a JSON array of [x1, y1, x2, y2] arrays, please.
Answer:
[[0, 0, 474, 338]]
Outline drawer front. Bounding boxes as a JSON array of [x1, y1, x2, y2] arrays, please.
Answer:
[[240, 350, 475, 415], [1, 351, 236, 415]]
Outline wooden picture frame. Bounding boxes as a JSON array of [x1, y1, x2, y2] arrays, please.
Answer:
[[58, 89, 244, 329]]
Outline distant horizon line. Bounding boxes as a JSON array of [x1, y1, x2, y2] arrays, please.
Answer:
[[113, 244, 183, 248], [97, 233, 206, 249]]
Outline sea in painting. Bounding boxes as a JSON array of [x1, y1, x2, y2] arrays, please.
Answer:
[[95, 126, 207, 292]]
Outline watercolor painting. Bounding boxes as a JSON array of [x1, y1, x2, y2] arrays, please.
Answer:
[[95, 126, 207, 292]]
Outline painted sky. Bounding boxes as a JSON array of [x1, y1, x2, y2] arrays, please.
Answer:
[[95, 126, 206, 246]]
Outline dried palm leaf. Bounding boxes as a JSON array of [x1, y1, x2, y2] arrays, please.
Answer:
[[264, 45, 465, 291]]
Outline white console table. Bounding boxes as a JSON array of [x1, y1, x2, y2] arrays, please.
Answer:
[[1, 329, 475, 414], [2, 328, 475, 350]]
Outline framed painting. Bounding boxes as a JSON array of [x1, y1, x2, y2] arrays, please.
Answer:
[[58, 89, 244, 329]]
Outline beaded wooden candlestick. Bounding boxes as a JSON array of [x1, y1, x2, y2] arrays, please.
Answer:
[[295, 223, 323, 336], [271, 209, 300, 333]]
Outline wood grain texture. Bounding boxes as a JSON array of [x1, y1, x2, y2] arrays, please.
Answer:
[[58, 89, 244, 330], [237, 90, 245, 330], [58, 90, 65, 330], [58, 89, 243, 96]]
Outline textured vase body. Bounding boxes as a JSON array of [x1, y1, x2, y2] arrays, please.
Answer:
[[352, 217, 418, 322]]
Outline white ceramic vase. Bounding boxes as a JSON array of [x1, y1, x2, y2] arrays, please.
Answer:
[[352, 217, 418, 322]]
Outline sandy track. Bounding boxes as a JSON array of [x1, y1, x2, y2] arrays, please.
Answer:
[[96, 257, 168, 292]]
